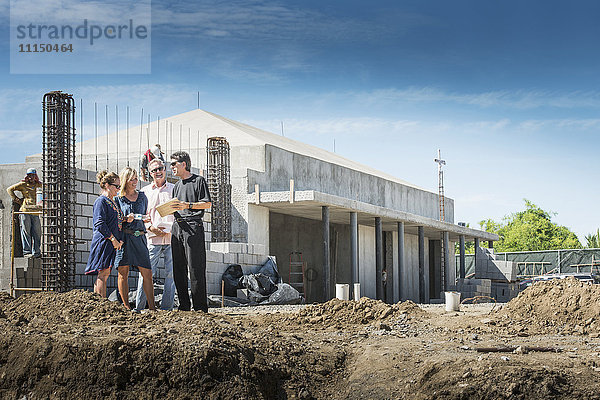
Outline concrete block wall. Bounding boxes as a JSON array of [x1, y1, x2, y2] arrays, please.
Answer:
[[74, 169, 98, 290], [206, 242, 272, 295], [475, 247, 518, 282]]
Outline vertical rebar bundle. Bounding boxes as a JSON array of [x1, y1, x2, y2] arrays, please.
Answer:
[[206, 137, 231, 242], [42, 91, 76, 292]]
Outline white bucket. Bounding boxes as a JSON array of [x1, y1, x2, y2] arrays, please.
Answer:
[[445, 291, 461, 312], [353, 283, 361, 301], [335, 284, 349, 300]]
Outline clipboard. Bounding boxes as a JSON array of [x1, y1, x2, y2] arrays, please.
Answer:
[[156, 198, 179, 217]]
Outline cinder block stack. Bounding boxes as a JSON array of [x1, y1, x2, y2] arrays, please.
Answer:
[[490, 282, 521, 302], [448, 278, 492, 300], [14, 256, 41, 296], [448, 247, 522, 303]]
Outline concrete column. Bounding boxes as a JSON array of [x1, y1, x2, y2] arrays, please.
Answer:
[[396, 221, 404, 302], [322, 206, 330, 301], [375, 217, 383, 301], [474, 237, 480, 275], [443, 231, 450, 291], [459, 235, 466, 279], [350, 212, 358, 300], [418, 226, 425, 303], [247, 204, 269, 254]]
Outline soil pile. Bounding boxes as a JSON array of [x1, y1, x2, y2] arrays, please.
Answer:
[[4, 288, 600, 399], [292, 297, 427, 326], [1, 289, 125, 326], [496, 277, 600, 335], [0, 290, 345, 400], [410, 360, 586, 400]]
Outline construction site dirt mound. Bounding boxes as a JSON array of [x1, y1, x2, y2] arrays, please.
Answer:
[[495, 277, 600, 335], [3, 289, 600, 399], [0, 290, 345, 400], [2, 289, 126, 325], [291, 297, 427, 327], [409, 360, 587, 400]]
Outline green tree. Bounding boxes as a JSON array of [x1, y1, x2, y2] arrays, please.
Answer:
[[585, 229, 600, 248], [473, 199, 581, 252]]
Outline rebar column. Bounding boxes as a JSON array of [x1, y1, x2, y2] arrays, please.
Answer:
[[206, 137, 232, 242], [42, 91, 76, 292]]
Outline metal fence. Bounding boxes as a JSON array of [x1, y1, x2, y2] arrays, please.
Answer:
[[457, 248, 600, 278]]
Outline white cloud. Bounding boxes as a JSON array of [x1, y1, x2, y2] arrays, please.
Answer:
[[150, 1, 390, 43], [332, 87, 600, 110], [0, 129, 40, 143], [518, 118, 600, 131], [10, 0, 148, 23], [242, 116, 517, 140]]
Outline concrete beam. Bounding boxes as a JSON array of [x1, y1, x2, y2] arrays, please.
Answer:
[[248, 190, 499, 242], [375, 217, 383, 300]]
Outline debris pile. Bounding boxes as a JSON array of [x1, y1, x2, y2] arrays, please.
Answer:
[[496, 277, 600, 335]]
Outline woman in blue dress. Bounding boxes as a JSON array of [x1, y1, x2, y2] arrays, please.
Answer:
[[85, 171, 125, 297], [115, 167, 155, 310]]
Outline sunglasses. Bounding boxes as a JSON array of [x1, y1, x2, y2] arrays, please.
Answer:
[[170, 160, 181, 167], [150, 166, 165, 173], [109, 183, 120, 188]]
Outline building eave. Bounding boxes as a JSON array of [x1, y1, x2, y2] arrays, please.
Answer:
[[247, 189, 499, 242]]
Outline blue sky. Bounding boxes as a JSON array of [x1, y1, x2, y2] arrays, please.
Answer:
[[1, 0, 600, 242]]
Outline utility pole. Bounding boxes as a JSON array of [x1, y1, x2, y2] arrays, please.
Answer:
[[434, 149, 446, 222], [434, 149, 447, 292]]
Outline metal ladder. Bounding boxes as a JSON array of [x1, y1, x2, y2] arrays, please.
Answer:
[[289, 252, 305, 295]]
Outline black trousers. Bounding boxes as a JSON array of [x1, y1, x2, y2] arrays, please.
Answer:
[[171, 219, 208, 312]]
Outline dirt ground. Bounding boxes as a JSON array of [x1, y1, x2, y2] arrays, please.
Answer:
[[2, 277, 600, 399]]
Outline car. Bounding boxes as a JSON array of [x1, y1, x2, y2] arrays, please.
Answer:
[[519, 273, 598, 290]]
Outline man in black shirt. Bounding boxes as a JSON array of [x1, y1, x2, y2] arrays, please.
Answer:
[[169, 151, 212, 312]]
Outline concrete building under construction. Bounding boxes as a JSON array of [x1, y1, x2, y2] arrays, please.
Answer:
[[0, 108, 497, 303]]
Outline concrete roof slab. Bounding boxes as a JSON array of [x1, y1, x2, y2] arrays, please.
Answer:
[[249, 190, 499, 242]]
